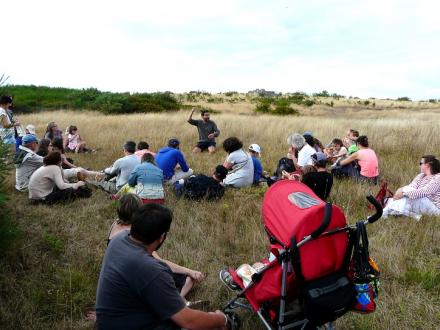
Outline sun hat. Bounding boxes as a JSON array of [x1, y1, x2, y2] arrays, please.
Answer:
[[22, 134, 38, 145], [248, 144, 261, 154]]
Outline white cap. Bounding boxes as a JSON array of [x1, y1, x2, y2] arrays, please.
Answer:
[[249, 143, 261, 154], [25, 124, 36, 135]]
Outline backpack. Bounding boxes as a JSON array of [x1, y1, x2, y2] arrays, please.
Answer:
[[183, 175, 224, 201]]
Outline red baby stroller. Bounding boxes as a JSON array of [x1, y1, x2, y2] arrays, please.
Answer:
[[222, 180, 382, 329]]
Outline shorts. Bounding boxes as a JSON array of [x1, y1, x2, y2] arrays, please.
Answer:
[[63, 167, 82, 180], [172, 273, 188, 292], [196, 140, 216, 151]]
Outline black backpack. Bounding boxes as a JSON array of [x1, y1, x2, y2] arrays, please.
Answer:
[[183, 175, 224, 201]]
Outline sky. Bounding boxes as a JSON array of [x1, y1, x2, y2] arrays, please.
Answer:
[[2, 0, 440, 100]]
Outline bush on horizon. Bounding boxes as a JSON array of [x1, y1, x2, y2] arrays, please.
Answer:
[[1, 85, 180, 114]]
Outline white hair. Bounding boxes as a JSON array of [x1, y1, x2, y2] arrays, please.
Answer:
[[287, 133, 306, 149]]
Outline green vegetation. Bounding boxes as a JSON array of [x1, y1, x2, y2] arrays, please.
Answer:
[[254, 94, 313, 115], [396, 96, 411, 102], [0, 142, 20, 255], [1, 85, 180, 114]]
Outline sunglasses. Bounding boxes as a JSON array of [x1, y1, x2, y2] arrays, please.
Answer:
[[419, 162, 426, 165]]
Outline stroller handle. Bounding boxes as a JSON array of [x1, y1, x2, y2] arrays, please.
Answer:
[[310, 203, 332, 238], [366, 195, 383, 223]]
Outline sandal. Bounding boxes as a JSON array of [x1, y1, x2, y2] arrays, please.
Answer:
[[219, 268, 239, 291]]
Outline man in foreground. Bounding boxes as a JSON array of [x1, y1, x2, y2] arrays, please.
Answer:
[[187, 108, 220, 154], [96, 203, 229, 330]]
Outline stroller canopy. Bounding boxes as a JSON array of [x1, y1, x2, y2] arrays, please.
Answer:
[[262, 180, 347, 249]]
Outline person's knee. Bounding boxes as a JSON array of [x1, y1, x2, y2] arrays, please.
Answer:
[[192, 147, 201, 153]]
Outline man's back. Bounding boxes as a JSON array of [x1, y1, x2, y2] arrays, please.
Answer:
[[156, 147, 189, 180], [302, 171, 333, 201], [112, 155, 140, 189], [96, 232, 185, 329]]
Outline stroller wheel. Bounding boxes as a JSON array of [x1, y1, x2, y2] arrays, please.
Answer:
[[224, 310, 241, 330]]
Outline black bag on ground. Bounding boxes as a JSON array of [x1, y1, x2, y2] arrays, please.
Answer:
[[183, 175, 224, 201], [301, 272, 356, 325], [74, 185, 93, 198]]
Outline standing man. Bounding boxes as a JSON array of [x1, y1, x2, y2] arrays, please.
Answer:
[[187, 108, 220, 154], [0, 95, 21, 146], [96, 203, 230, 330]]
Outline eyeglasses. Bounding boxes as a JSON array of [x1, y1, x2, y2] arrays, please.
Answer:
[[419, 162, 425, 165]]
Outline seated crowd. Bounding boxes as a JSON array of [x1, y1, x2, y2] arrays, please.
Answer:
[[3, 98, 440, 329]]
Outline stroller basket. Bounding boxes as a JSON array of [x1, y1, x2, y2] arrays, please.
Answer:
[[223, 180, 382, 330]]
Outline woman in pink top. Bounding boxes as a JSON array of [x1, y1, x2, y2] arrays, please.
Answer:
[[383, 155, 440, 220], [339, 135, 379, 184], [134, 141, 156, 159]]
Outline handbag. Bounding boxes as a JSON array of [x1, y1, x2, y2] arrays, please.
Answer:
[[351, 221, 380, 313]]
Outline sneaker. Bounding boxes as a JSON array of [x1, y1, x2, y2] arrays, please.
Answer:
[[185, 300, 210, 311], [219, 268, 239, 291]]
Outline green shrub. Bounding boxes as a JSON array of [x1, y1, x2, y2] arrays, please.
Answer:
[[1, 85, 180, 114], [0, 142, 20, 255], [255, 98, 272, 113], [397, 96, 411, 102], [273, 99, 293, 115]]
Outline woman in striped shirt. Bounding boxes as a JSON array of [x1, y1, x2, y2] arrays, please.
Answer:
[[383, 155, 440, 220]]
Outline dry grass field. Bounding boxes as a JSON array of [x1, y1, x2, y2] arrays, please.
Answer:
[[1, 108, 439, 329]]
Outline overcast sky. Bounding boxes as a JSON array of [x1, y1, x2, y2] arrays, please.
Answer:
[[2, 0, 439, 99]]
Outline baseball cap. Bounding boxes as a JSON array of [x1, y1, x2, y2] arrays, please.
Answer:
[[22, 134, 38, 145], [248, 143, 261, 154], [311, 152, 327, 164], [168, 138, 180, 148], [26, 124, 36, 135], [303, 131, 313, 137]]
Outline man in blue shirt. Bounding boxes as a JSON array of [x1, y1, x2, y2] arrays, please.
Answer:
[[249, 144, 263, 185], [156, 138, 193, 184]]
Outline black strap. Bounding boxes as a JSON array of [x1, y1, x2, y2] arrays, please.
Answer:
[[290, 237, 305, 282], [353, 221, 371, 280]]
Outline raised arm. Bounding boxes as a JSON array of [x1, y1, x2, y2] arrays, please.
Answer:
[[187, 108, 198, 125]]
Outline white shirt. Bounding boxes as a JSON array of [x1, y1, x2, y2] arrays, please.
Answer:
[[0, 106, 13, 140], [223, 149, 254, 188], [298, 144, 316, 167]]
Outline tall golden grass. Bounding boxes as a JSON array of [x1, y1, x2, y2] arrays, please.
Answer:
[[1, 109, 439, 329]]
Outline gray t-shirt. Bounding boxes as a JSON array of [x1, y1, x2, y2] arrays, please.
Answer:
[[105, 154, 140, 189], [188, 119, 220, 142], [96, 232, 185, 330]]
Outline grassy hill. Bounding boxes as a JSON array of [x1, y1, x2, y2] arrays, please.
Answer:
[[1, 108, 439, 329]]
